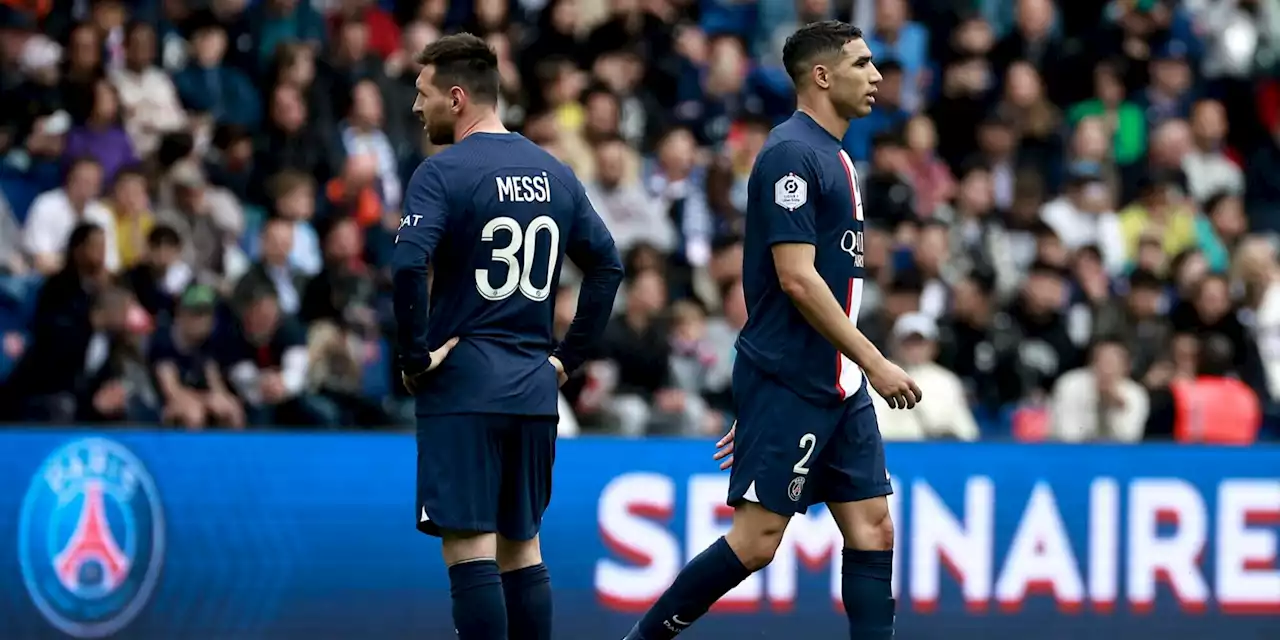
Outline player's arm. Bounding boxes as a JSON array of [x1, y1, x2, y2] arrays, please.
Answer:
[[392, 161, 450, 377], [756, 142, 920, 408], [552, 179, 625, 376]]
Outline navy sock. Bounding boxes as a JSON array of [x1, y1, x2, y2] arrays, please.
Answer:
[[627, 537, 752, 640], [502, 563, 553, 640], [448, 560, 508, 640], [841, 549, 895, 639]]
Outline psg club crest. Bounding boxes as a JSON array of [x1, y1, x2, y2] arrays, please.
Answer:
[[18, 437, 166, 638]]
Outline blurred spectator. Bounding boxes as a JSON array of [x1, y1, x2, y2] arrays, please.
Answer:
[[339, 79, 402, 211], [1092, 267, 1172, 384], [226, 288, 337, 426], [1049, 338, 1149, 442], [0, 224, 110, 420], [268, 170, 323, 275], [173, 14, 261, 130], [0, 193, 26, 275], [1235, 236, 1280, 400], [597, 269, 686, 436], [1067, 60, 1147, 166], [1145, 334, 1262, 444], [151, 284, 243, 429], [121, 225, 189, 322], [1118, 170, 1196, 264], [64, 78, 137, 183], [111, 20, 186, 158], [155, 160, 245, 286], [105, 166, 154, 269], [1004, 260, 1079, 402], [23, 156, 119, 274], [874, 313, 980, 441], [1197, 191, 1246, 272], [234, 216, 307, 314], [585, 135, 673, 255], [901, 114, 954, 218], [1041, 161, 1126, 274], [1183, 98, 1243, 203]]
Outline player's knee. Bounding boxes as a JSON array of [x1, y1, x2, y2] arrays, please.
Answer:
[[858, 512, 894, 551], [850, 507, 894, 551], [726, 505, 789, 571], [496, 535, 542, 572], [440, 531, 498, 566]]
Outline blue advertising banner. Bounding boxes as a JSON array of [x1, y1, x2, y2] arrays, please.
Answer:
[[0, 431, 1278, 640]]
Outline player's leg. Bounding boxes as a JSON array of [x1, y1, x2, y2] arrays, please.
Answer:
[[815, 400, 896, 640], [495, 416, 557, 640], [624, 363, 835, 640], [417, 414, 508, 640]]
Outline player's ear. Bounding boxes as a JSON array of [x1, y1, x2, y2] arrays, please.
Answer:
[[449, 87, 464, 112], [812, 64, 830, 90]]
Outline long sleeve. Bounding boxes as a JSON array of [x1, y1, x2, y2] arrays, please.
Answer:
[[392, 161, 449, 375], [552, 179, 624, 374]]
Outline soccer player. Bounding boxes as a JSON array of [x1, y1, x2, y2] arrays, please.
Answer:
[[392, 34, 624, 640], [623, 21, 921, 640]]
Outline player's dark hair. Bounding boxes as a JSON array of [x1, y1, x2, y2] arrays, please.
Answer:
[[415, 32, 500, 104], [781, 20, 864, 85]]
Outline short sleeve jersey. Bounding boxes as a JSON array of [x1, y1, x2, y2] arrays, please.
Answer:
[[735, 112, 871, 407]]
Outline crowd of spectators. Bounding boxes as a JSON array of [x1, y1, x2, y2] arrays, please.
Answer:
[[0, 0, 1277, 444]]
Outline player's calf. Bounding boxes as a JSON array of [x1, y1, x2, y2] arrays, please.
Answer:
[[830, 498, 896, 640], [497, 535, 552, 640], [441, 531, 508, 640], [625, 503, 786, 640]]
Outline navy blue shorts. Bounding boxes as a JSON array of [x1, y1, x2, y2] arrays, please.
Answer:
[[415, 414, 557, 541], [727, 358, 891, 516]]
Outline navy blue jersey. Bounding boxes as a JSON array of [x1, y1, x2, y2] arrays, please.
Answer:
[[736, 112, 870, 407], [393, 133, 623, 417]]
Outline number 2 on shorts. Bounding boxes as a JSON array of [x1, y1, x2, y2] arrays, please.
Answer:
[[793, 433, 817, 475]]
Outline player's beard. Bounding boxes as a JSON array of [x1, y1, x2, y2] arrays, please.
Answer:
[[426, 122, 455, 146]]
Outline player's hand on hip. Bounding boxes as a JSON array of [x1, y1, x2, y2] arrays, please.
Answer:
[[868, 360, 923, 409], [402, 337, 461, 393], [713, 421, 736, 470], [428, 337, 460, 371], [548, 355, 568, 387]]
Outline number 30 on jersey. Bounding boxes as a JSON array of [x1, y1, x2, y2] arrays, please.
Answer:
[[476, 216, 560, 302]]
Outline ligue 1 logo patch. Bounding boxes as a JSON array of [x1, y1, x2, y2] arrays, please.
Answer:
[[18, 437, 165, 638], [774, 174, 807, 211]]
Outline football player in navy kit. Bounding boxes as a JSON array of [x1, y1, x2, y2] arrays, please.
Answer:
[[392, 34, 623, 640], [624, 21, 920, 640]]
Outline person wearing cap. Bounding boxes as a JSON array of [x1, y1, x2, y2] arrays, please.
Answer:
[[149, 284, 244, 429], [1040, 161, 1126, 274], [872, 312, 979, 441]]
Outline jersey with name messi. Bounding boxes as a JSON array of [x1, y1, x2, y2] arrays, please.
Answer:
[[394, 133, 616, 417], [736, 111, 870, 407]]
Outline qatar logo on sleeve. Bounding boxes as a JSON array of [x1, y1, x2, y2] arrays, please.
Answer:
[[18, 437, 166, 638]]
